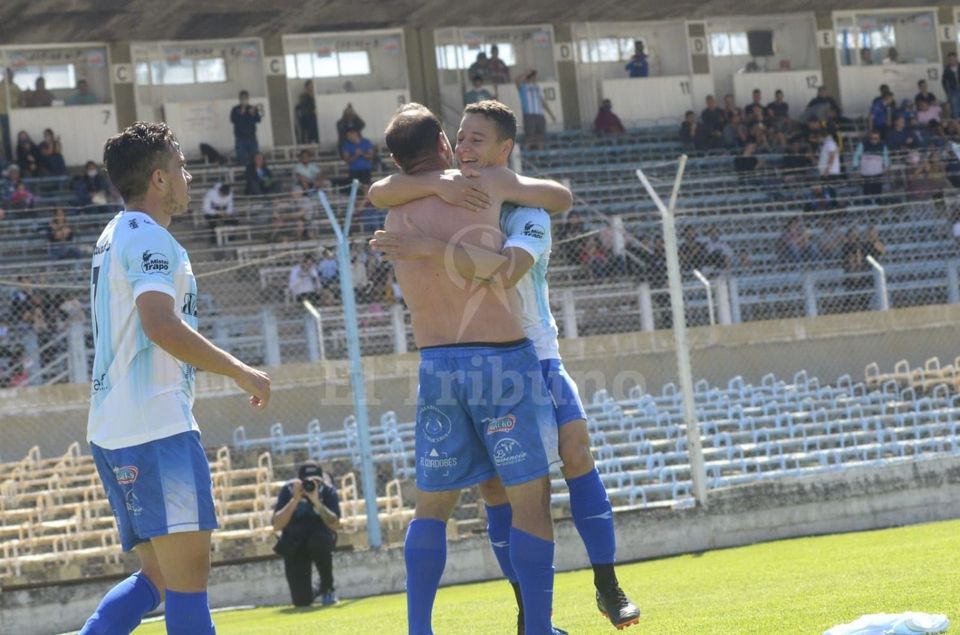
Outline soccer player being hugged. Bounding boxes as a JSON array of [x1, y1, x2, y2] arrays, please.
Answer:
[[81, 122, 271, 635], [370, 101, 640, 631]]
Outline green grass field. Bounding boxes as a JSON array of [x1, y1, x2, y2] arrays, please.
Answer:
[[137, 519, 960, 634]]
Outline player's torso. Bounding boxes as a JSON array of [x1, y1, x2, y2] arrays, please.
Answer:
[[386, 197, 523, 348]]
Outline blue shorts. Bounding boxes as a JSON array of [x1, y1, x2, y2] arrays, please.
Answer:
[[416, 339, 556, 492], [91, 431, 218, 552], [541, 358, 587, 427]]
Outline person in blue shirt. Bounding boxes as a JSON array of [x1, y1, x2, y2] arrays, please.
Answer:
[[272, 462, 342, 607], [340, 129, 376, 184], [868, 88, 895, 135], [230, 90, 262, 167], [625, 40, 649, 78]]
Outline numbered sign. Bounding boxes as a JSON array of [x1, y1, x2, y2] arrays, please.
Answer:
[[264, 56, 285, 76], [554, 42, 575, 63], [817, 30, 835, 48], [112, 63, 133, 84], [942, 24, 956, 43], [688, 37, 707, 56]]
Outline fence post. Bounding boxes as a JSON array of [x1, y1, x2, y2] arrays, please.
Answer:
[[561, 288, 578, 339], [692, 270, 714, 326], [803, 273, 818, 317], [304, 314, 320, 362], [715, 275, 732, 326], [948, 260, 959, 305], [23, 330, 40, 386], [391, 304, 408, 354], [638, 283, 655, 332], [260, 308, 281, 367], [728, 276, 742, 324], [611, 215, 625, 259], [866, 256, 889, 311], [67, 322, 88, 385]]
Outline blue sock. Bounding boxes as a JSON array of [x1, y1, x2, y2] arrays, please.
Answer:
[[164, 590, 215, 635], [509, 528, 555, 635], [485, 504, 518, 583], [404, 518, 447, 635], [79, 571, 161, 634], [567, 469, 616, 565]]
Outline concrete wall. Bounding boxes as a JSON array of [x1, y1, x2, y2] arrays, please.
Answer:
[[5, 454, 960, 635]]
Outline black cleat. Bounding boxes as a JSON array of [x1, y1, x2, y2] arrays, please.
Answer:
[[596, 584, 641, 630], [511, 582, 524, 635]]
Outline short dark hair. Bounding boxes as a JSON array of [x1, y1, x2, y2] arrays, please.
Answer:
[[384, 103, 443, 173], [103, 121, 179, 202], [463, 100, 517, 142], [239, 90, 249, 98]]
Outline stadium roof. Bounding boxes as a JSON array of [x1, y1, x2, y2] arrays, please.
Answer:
[[0, 0, 943, 44]]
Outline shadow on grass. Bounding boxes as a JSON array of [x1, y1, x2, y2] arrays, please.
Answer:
[[276, 599, 357, 614]]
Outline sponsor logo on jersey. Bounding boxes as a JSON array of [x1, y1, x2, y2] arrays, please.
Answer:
[[114, 465, 139, 485], [420, 405, 452, 443], [141, 250, 170, 274], [92, 373, 108, 393], [419, 448, 458, 476], [484, 414, 516, 435], [93, 242, 111, 256], [493, 438, 528, 466], [522, 222, 545, 240], [128, 219, 139, 229], [181, 292, 198, 317]]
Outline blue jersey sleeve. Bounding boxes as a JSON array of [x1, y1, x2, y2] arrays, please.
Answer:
[[502, 206, 551, 260], [121, 224, 181, 300]]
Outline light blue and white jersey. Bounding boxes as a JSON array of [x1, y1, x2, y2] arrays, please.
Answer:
[[87, 211, 199, 450], [501, 205, 559, 360], [518, 83, 544, 116]]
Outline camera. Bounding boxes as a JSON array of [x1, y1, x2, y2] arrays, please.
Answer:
[[302, 478, 317, 493]]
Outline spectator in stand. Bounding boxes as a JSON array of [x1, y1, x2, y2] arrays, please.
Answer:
[[923, 120, 948, 151], [842, 226, 871, 309], [73, 161, 114, 213], [288, 255, 323, 305], [625, 41, 649, 78], [516, 69, 555, 150], [1, 165, 34, 210], [37, 128, 65, 176], [778, 217, 818, 263], [296, 80, 318, 144], [46, 208, 81, 259], [463, 75, 494, 106], [679, 111, 698, 149], [852, 130, 889, 201], [885, 116, 918, 152], [594, 99, 625, 135], [15, 131, 40, 177], [487, 45, 511, 83], [340, 129, 375, 184], [884, 47, 899, 64], [915, 98, 942, 127], [943, 52, 960, 120], [22, 76, 54, 108], [704, 227, 734, 270], [245, 152, 278, 196], [734, 142, 764, 178], [803, 183, 840, 214], [916, 80, 938, 107], [906, 151, 948, 200], [0, 69, 20, 161], [678, 225, 707, 271], [722, 113, 748, 148], [817, 130, 841, 181], [579, 235, 610, 278], [722, 94, 741, 122], [783, 135, 815, 179], [336, 104, 365, 151], [767, 90, 790, 130], [868, 87, 895, 135], [743, 89, 768, 124], [859, 48, 874, 66], [66, 79, 98, 105], [468, 52, 490, 82], [288, 186, 320, 240], [817, 217, 845, 260], [201, 183, 237, 243], [864, 225, 885, 260], [805, 86, 843, 122], [293, 149, 329, 193], [230, 90, 262, 167], [317, 248, 339, 298], [700, 95, 725, 149]]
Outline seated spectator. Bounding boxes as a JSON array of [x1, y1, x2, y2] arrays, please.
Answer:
[[15, 131, 40, 177], [66, 79, 98, 105], [467, 52, 490, 82], [594, 99, 625, 135], [885, 116, 918, 152], [921, 120, 947, 150], [74, 161, 115, 212], [487, 45, 511, 84], [863, 225, 885, 260], [805, 86, 843, 123], [1, 164, 34, 209], [778, 217, 818, 263], [579, 236, 609, 278], [464, 75, 494, 106], [336, 104, 365, 150], [852, 131, 889, 200], [317, 248, 340, 296], [699, 95, 725, 149], [916, 80, 938, 107], [722, 94, 741, 122], [22, 77, 54, 108], [678, 226, 707, 271], [293, 149, 329, 192], [803, 183, 840, 214], [860, 48, 874, 66], [767, 90, 790, 124], [202, 183, 237, 243], [905, 151, 948, 200], [884, 47, 899, 64], [679, 111, 698, 148], [703, 227, 734, 270], [734, 142, 764, 176], [340, 129, 375, 184], [625, 41, 649, 78], [289, 186, 320, 240], [816, 217, 845, 260], [743, 89, 767, 124], [782, 135, 815, 178], [895, 99, 918, 128], [916, 98, 942, 126], [288, 255, 323, 304], [245, 152, 278, 196], [46, 208, 81, 259], [38, 128, 66, 176], [722, 113, 748, 148]]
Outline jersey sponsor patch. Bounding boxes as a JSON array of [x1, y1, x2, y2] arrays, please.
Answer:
[[522, 221, 545, 240], [493, 438, 528, 466], [113, 465, 139, 485], [141, 250, 170, 274], [484, 414, 516, 435], [420, 405, 453, 443]]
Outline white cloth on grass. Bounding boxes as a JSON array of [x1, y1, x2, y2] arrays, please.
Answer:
[[824, 612, 948, 635]]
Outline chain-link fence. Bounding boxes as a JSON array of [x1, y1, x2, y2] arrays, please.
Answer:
[[3, 116, 960, 574]]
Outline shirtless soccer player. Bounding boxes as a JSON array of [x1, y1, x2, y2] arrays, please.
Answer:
[[370, 101, 640, 632], [81, 122, 271, 635], [378, 103, 573, 635]]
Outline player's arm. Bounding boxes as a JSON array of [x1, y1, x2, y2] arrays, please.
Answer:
[[367, 170, 491, 213], [136, 292, 270, 408], [480, 167, 571, 214], [272, 481, 302, 531]]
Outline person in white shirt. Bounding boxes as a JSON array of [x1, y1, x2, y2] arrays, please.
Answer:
[[817, 131, 841, 180], [201, 182, 236, 243], [293, 149, 328, 192], [288, 254, 322, 304]]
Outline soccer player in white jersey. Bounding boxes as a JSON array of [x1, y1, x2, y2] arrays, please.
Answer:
[[81, 122, 271, 635], [369, 101, 640, 632]]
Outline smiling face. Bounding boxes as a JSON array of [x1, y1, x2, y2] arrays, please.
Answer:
[[455, 112, 512, 169]]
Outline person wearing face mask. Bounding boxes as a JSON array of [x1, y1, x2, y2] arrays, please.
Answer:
[[74, 161, 114, 214]]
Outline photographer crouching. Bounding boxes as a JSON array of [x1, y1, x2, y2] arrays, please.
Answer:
[[272, 462, 341, 606]]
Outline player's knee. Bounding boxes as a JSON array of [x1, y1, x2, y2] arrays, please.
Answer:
[[139, 568, 165, 603], [478, 478, 509, 507], [559, 441, 595, 479]]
